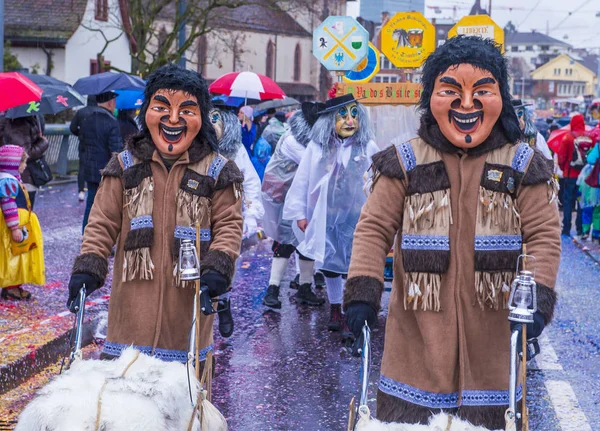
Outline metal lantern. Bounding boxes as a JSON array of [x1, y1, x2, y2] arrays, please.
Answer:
[[507, 255, 537, 324], [178, 239, 200, 281]]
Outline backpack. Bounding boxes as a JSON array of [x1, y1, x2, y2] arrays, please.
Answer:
[[570, 135, 593, 168]]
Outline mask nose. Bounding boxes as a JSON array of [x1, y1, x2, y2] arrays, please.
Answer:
[[461, 93, 474, 110]]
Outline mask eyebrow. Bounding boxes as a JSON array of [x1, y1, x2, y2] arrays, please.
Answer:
[[473, 77, 496, 87], [180, 100, 199, 108], [439, 76, 462, 89], [153, 95, 171, 106]]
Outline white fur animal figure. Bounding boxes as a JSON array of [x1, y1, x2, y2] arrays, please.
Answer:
[[355, 406, 500, 431], [16, 347, 226, 431]]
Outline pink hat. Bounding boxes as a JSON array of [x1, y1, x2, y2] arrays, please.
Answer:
[[0, 145, 25, 176], [240, 106, 254, 121]]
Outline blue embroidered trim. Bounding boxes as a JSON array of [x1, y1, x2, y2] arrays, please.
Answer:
[[130, 215, 153, 231], [103, 341, 213, 363], [120, 150, 134, 170], [208, 155, 227, 180], [395, 141, 416, 172], [511, 143, 534, 173], [379, 375, 522, 408], [474, 235, 522, 251], [174, 226, 211, 242], [401, 234, 450, 251]]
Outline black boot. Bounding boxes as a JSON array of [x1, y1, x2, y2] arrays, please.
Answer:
[[328, 304, 343, 331], [263, 285, 282, 309], [289, 274, 300, 290], [295, 283, 325, 306], [314, 271, 326, 290]]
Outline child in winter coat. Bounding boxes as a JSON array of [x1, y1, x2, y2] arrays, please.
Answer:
[[0, 145, 32, 299]]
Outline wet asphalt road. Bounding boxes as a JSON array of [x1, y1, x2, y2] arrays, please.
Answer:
[[3, 183, 600, 430]]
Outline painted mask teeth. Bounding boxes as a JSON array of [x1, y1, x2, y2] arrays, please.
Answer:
[[163, 129, 182, 136], [453, 116, 478, 124]]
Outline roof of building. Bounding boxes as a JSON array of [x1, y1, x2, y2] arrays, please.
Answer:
[[578, 55, 599, 76], [531, 53, 598, 77], [4, 0, 88, 43], [158, 2, 311, 38], [505, 31, 571, 47]]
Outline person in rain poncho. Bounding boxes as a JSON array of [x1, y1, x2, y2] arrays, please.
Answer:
[[209, 105, 264, 238], [67, 64, 243, 364], [343, 36, 560, 428], [261, 102, 324, 309], [283, 94, 379, 335]]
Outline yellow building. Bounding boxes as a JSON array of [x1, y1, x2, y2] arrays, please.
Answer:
[[530, 53, 598, 100]]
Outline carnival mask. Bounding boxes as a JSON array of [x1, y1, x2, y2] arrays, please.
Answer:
[[515, 107, 526, 132], [335, 103, 359, 138], [430, 64, 502, 149], [210, 109, 224, 140], [145, 89, 202, 156]]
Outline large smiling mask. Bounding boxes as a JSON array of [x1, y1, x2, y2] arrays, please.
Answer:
[[430, 64, 502, 149], [419, 36, 521, 151], [145, 89, 202, 156]]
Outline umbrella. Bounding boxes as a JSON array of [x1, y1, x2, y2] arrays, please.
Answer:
[[4, 73, 85, 118], [115, 89, 144, 110], [211, 95, 259, 109], [547, 124, 594, 152], [255, 97, 300, 114], [5, 85, 85, 119], [73, 72, 145, 95], [0, 72, 43, 112], [209, 71, 286, 101]]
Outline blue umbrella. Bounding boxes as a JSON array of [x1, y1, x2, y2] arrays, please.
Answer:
[[73, 72, 145, 95], [211, 95, 259, 108], [115, 90, 144, 110]]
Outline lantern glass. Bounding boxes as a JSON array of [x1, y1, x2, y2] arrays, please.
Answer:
[[179, 239, 200, 281], [513, 286, 532, 309]]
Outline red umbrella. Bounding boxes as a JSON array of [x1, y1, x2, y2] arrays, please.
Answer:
[[209, 72, 286, 101], [547, 124, 594, 152], [0, 72, 43, 112]]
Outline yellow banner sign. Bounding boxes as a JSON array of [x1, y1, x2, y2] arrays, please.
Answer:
[[448, 15, 505, 53], [381, 12, 435, 69], [336, 82, 422, 105]]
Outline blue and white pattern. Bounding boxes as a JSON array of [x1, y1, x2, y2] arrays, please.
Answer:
[[130, 215, 153, 231], [511, 143, 534, 173], [379, 375, 521, 408], [174, 226, 212, 242], [208, 155, 227, 180], [474, 235, 522, 251], [120, 150, 134, 170], [103, 341, 214, 363], [401, 234, 450, 251], [395, 141, 416, 172]]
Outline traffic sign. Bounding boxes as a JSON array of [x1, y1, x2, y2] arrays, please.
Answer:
[[448, 15, 505, 53], [343, 42, 381, 84], [313, 16, 369, 71], [380, 12, 435, 69]]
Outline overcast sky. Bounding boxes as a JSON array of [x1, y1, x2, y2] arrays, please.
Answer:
[[347, 0, 600, 50]]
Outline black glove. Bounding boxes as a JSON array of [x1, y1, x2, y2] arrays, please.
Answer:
[[345, 302, 377, 339], [510, 312, 545, 361], [67, 273, 100, 313], [201, 270, 229, 298]]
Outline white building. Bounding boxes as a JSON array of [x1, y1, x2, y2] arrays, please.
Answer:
[[505, 31, 572, 72], [5, 0, 132, 84]]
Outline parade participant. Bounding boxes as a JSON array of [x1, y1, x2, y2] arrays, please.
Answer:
[[343, 36, 561, 428], [67, 64, 243, 364], [261, 102, 324, 309], [512, 99, 552, 160], [210, 105, 264, 238], [284, 95, 378, 333]]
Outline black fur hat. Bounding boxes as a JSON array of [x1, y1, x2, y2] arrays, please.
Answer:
[[418, 35, 521, 143], [138, 63, 218, 151]]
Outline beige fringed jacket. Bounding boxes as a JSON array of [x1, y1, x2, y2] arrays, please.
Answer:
[[72, 134, 243, 363], [344, 125, 561, 426]]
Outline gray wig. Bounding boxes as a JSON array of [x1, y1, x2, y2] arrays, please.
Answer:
[[288, 110, 312, 147], [309, 102, 374, 150], [521, 107, 537, 139], [217, 109, 242, 159]]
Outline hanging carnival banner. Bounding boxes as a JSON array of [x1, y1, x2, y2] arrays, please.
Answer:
[[343, 43, 381, 84], [380, 12, 436, 69], [335, 82, 422, 105], [448, 15, 505, 53], [313, 16, 370, 71]]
